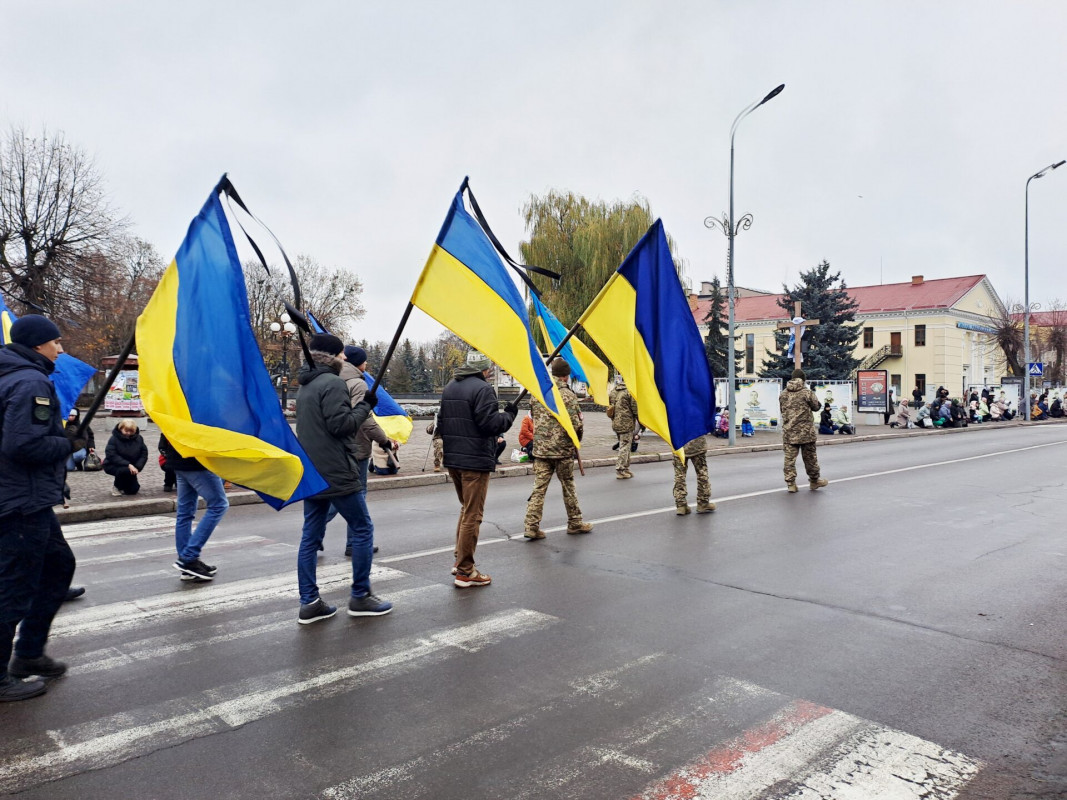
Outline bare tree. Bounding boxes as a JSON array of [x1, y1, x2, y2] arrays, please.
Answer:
[[0, 126, 128, 315]]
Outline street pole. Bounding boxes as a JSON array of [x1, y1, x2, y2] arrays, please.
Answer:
[[707, 84, 785, 445], [270, 311, 298, 412], [1024, 159, 1065, 420]]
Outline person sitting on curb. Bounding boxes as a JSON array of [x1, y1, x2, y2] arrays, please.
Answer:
[[889, 398, 913, 428], [832, 404, 854, 434], [818, 402, 837, 435]]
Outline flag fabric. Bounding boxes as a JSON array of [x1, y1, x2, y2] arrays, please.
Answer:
[[0, 293, 96, 417], [530, 294, 610, 407], [412, 182, 579, 446], [305, 311, 413, 444], [136, 182, 328, 509], [578, 220, 715, 453]]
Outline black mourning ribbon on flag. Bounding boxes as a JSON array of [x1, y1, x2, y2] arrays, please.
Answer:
[[215, 174, 314, 365], [461, 178, 561, 297]]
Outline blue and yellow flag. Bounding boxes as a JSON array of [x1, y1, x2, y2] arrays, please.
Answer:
[[136, 182, 327, 509], [0, 293, 96, 418], [530, 294, 610, 407], [412, 182, 579, 446], [578, 220, 715, 453], [305, 311, 414, 444]]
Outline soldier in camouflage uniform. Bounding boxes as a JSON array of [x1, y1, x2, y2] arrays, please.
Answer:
[[779, 368, 829, 492], [673, 436, 714, 514], [523, 359, 593, 539], [609, 377, 639, 479], [426, 415, 444, 472]]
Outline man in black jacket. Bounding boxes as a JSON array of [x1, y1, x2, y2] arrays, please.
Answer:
[[0, 315, 80, 701], [439, 351, 517, 588], [294, 334, 387, 624]]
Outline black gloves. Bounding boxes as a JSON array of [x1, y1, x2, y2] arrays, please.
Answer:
[[363, 390, 378, 410], [503, 401, 519, 417]]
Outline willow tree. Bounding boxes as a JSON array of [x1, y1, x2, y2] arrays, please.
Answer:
[[519, 191, 687, 358]]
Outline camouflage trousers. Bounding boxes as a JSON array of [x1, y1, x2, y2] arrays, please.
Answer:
[[783, 442, 820, 485], [672, 453, 710, 506], [615, 431, 634, 472], [524, 457, 583, 531], [432, 438, 444, 469]]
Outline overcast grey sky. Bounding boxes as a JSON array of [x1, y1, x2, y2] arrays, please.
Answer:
[[4, 1, 1066, 342]]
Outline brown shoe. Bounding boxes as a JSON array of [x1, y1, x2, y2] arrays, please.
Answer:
[[433, 466, 443, 473], [786, 483, 798, 493], [623, 469, 634, 478], [616, 471, 630, 480], [809, 479, 829, 491], [523, 529, 546, 540], [454, 569, 491, 588], [566, 521, 593, 534], [696, 502, 716, 513], [676, 505, 691, 516]]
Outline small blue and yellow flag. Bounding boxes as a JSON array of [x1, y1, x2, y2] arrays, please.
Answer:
[[136, 181, 327, 509], [0, 293, 97, 418], [412, 181, 579, 446], [530, 294, 610, 407], [578, 220, 715, 453]]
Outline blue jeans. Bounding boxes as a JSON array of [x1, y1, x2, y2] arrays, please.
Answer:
[[325, 458, 373, 551], [66, 448, 86, 471], [175, 470, 229, 563], [299, 489, 374, 605]]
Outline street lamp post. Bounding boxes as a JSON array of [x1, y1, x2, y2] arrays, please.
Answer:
[[705, 83, 785, 446], [269, 312, 298, 410], [1024, 159, 1066, 420]]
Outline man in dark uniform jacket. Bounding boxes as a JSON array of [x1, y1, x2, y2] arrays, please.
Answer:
[[439, 351, 516, 588], [0, 315, 81, 701]]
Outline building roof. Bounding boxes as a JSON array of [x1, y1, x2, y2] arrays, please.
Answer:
[[692, 275, 989, 325], [1010, 311, 1067, 327]]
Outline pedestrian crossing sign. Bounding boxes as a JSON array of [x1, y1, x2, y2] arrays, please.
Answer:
[[1028, 362, 1044, 377]]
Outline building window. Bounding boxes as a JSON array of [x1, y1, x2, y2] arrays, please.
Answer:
[[745, 334, 754, 374], [915, 325, 926, 346], [891, 374, 901, 397], [915, 374, 926, 397], [863, 327, 874, 348]]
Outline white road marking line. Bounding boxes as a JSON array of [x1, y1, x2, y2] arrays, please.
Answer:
[[0, 609, 557, 795], [72, 535, 266, 565], [62, 516, 175, 540], [50, 563, 410, 639], [319, 654, 668, 800], [633, 702, 982, 799], [67, 584, 449, 676]]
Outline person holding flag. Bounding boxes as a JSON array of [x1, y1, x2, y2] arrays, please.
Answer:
[[523, 358, 592, 540], [439, 351, 517, 588]]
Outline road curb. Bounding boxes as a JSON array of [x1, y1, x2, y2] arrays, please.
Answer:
[[56, 418, 1064, 523]]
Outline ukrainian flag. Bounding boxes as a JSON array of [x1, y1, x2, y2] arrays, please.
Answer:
[[578, 220, 715, 453], [136, 181, 327, 509], [304, 311, 414, 445], [530, 294, 610, 407], [412, 181, 579, 446], [0, 293, 97, 418]]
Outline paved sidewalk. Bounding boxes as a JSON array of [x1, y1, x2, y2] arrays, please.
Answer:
[[58, 411, 1051, 523]]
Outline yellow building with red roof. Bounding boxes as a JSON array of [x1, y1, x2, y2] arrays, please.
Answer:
[[691, 274, 1009, 401]]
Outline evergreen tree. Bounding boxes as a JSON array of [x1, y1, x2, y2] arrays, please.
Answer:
[[365, 341, 385, 375], [702, 276, 740, 379], [391, 338, 416, 393], [759, 261, 862, 381], [412, 346, 434, 392]]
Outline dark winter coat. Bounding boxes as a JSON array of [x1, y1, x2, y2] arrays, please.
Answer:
[[103, 425, 148, 476], [159, 433, 205, 472], [0, 343, 72, 516], [439, 365, 515, 472], [779, 377, 821, 445], [296, 352, 372, 498]]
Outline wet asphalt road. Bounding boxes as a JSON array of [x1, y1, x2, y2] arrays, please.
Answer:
[[3, 425, 1065, 798]]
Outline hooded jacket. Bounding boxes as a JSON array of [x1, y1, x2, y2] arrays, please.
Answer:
[[103, 424, 148, 476], [438, 363, 515, 472], [338, 360, 390, 460], [296, 352, 372, 497], [0, 343, 72, 515], [779, 377, 821, 445]]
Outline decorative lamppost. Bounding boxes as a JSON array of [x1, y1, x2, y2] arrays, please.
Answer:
[[269, 312, 298, 409], [705, 83, 785, 445], [1024, 159, 1065, 419]]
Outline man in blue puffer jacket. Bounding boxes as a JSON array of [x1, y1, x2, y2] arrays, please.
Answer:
[[0, 315, 80, 702]]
